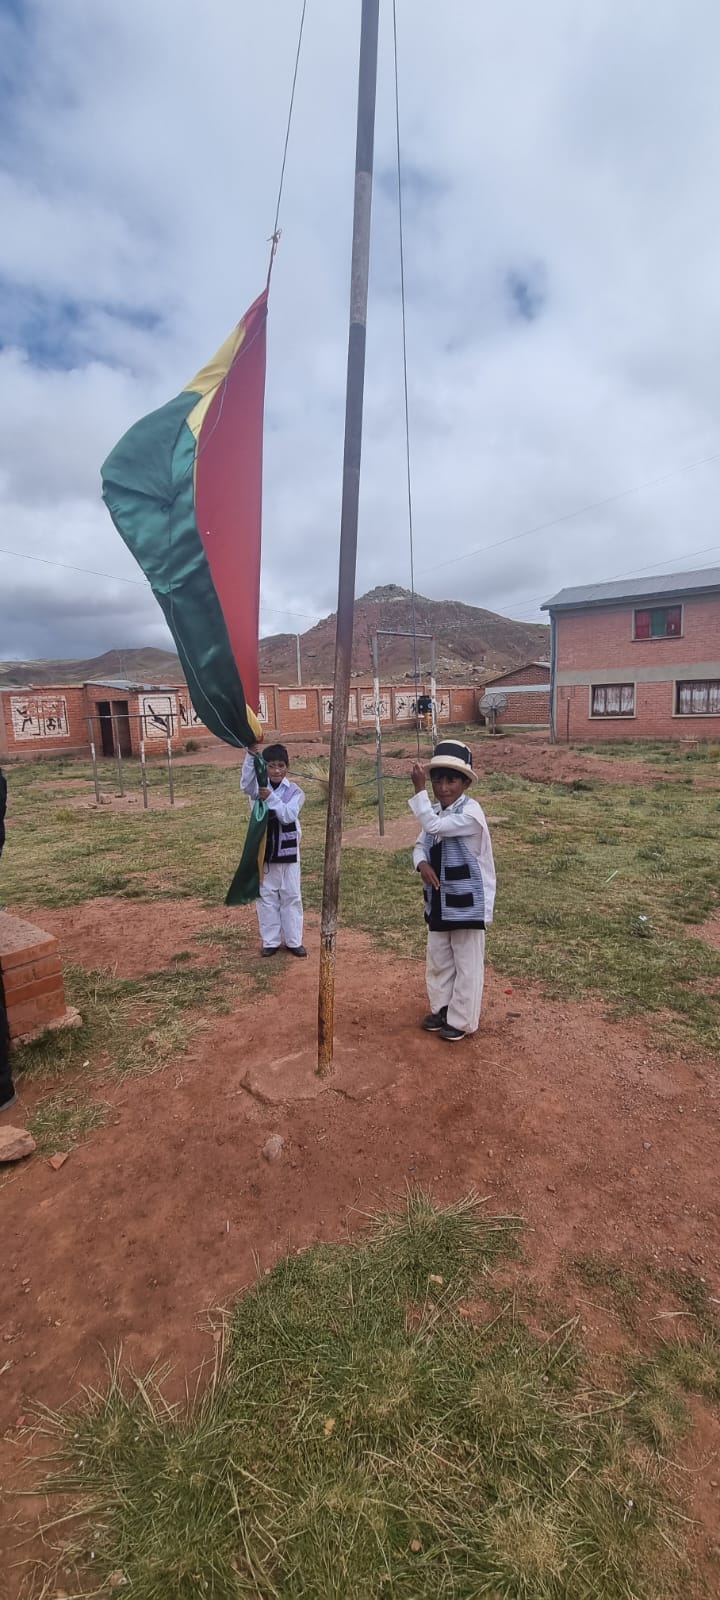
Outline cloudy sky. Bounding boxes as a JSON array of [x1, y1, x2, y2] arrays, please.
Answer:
[[1, 0, 719, 661]]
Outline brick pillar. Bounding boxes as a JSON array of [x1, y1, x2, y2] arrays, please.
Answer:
[[0, 912, 79, 1043]]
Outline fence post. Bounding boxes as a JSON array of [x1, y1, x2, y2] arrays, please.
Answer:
[[371, 635, 385, 836], [165, 739, 174, 812], [89, 736, 100, 804], [111, 714, 125, 796], [140, 739, 148, 808]]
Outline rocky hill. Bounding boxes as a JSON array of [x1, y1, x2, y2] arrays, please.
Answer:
[[0, 647, 184, 689], [0, 588, 548, 690], [260, 586, 549, 685]]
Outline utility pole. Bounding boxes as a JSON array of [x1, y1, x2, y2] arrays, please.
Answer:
[[295, 632, 302, 686], [317, 0, 380, 1075]]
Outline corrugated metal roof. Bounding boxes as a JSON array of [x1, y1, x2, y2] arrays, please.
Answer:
[[84, 679, 184, 693], [542, 566, 720, 611]]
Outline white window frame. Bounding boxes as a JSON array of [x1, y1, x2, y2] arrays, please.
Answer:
[[589, 683, 636, 719]]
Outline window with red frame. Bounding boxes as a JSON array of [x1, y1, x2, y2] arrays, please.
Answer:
[[633, 605, 682, 639]]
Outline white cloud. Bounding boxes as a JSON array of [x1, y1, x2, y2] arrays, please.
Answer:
[[1, 0, 719, 660]]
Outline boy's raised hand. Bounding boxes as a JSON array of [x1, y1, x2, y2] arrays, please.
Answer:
[[411, 761, 427, 794]]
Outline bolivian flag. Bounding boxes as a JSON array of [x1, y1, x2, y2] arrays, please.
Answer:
[[101, 290, 268, 748]]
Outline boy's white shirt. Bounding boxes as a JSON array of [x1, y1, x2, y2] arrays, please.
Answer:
[[240, 753, 305, 833], [409, 788, 496, 923]]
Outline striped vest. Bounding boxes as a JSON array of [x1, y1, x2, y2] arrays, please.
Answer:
[[421, 826, 486, 930], [265, 782, 303, 865]]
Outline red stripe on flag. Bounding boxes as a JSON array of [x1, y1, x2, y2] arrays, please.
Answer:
[[195, 289, 268, 718]]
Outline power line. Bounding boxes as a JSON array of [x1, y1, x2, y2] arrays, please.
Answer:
[[0, 544, 148, 587], [0, 543, 321, 625], [416, 450, 720, 578], [489, 543, 720, 623]]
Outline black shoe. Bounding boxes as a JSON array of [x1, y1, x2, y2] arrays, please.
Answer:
[[421, 1008, 448, 1032], [439, 1023, 466, 1043], [261, 946, 281, 958], [0, 1091, 17, 1113], [287, 945, 308, 958]]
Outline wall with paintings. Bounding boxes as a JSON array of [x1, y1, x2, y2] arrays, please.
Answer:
[[0, 686, 86, 756], [0, 677, 480, 760]]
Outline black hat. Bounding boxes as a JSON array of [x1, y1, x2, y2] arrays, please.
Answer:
[[428, 739, 475, 782]]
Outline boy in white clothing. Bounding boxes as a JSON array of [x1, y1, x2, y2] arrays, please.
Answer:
[[409, 739, 496, 1042], [241, 743, 307, 958]]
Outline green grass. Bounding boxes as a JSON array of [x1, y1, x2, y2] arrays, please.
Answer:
[[3, 743, 720, 1068], [27, 1090, 109, 1153], [12, 951, 270, 1087], [30, 1190, 709, 1600], [573, 1257, 642, 1330]]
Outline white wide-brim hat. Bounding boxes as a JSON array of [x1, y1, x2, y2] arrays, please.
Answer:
[[428, 740, 475, 782]]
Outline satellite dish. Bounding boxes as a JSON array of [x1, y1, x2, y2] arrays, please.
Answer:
[[479, 691, 508, 734]]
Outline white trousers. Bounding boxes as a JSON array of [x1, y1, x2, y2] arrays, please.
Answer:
[[426, 928, 485, 1034], [257, 860, 304, 949]]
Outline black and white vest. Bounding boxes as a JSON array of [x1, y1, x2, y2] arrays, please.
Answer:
[[265, 781, 303, 866], [419, 805, 486, 931]]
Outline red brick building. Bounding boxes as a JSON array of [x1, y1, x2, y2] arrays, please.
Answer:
[[482, 661, 550, 727], [543, 567, 720, 742], [0, 678, 479, 759]]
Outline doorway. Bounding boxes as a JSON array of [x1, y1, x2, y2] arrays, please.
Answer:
[[111, 700, 132, 756], [96, 700, 132, 757]]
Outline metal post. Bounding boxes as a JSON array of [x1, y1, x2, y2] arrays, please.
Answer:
[[166, 735, 175, 806], [372, 634, 385, 836], [296, 633, 302, 687], [111, 714, 125, 796], [318, 0, 380, 1076], [89, 736, 100, 804], [430, 636, 438, 744], [140, 739, 148, 809]]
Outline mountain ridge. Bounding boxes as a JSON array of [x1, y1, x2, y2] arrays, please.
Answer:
[[0, 587, 548, 688]]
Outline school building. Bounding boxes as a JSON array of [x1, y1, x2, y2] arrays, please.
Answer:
[[543, 567, 720, 741], [0, 678, 479, 760]]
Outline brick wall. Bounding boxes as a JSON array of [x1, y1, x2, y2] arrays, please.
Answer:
[[1, 678, 483, 758], [553, 593, 720, 741], [1, 686, 87, 756], [556, 680, 720, 742], [487, 663, 550, 688], [555, 595, 720, 672], [497, 689, 550, 726], [448, 687, 476, 723], [0, 912, 68, 1041]]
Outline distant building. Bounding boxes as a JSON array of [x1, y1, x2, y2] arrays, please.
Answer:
[[543, 567, 720, 741], [0, 678, 480, 758], [481, 661, 550, 727]]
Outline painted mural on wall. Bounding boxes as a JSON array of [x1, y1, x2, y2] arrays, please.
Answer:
[[322, 693, 358, 725], [360, 692, 391, 723], [258, 691, 268, 724], [177, 692, 203, 731], [394, 693, 416, 722], [10, 695, 70, 740], [139, 693, 178, 739]]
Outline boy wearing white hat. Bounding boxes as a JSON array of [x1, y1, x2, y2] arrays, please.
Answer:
[[409, 740, 496, 1042]]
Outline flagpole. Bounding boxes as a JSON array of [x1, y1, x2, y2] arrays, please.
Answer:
[[317, 0, 380, 1075]]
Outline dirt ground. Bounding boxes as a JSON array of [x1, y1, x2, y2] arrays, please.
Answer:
[[178, 731, 693, 790], [2, 876, 720, 1588]]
